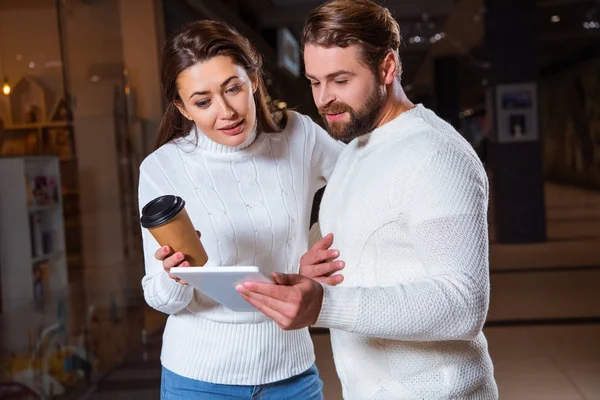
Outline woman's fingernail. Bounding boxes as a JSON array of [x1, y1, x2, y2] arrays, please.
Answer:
[[163, 246, 169, 253], [333, 250, 339, 257], [177, 253, 184, 260]]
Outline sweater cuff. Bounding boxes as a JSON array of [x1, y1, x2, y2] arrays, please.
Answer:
[[159, 270, 193, 303], [314, 284, 359, 331]]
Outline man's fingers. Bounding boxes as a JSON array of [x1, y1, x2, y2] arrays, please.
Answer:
[[240, 274, 304, 299], [300, 248, 340, 268], [240, 280, 289, 300], [312, 233, 334, 251], [313, 260, 345, 277], [270, 273, 304, 287], [271, 272, 287, 285], [314, 274, 344, 286], [238, 293, 291, 327], [237, 285, 294, 317], [300, 258, 344, 279]]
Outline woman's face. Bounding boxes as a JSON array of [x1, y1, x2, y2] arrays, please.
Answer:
[[175, 55, 257, 147]]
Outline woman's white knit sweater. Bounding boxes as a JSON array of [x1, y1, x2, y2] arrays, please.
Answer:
[[138, 111, 345, 385]]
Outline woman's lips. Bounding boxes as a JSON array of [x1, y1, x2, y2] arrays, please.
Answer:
[[219, 119, 244, 135]]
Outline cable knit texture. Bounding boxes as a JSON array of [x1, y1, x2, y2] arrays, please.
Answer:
[[315, 104, 498, 399], [138, 111, 345, 385]]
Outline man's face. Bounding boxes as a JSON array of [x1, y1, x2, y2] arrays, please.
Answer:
[[304, 44, 385, 142]]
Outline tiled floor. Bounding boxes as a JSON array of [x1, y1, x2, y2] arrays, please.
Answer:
[[82, 182, 600, 399]]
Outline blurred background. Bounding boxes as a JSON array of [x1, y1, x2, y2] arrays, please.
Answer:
[[0, 0, 598, 399]]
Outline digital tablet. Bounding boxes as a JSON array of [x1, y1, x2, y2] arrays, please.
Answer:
[[169, 266, 272, 312]]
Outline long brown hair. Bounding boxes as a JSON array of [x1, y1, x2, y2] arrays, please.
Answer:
[[155, 20, 286, 150], [302, 0, 402, 78]]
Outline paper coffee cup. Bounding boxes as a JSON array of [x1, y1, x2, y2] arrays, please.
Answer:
[[141, 195, 208, 266]]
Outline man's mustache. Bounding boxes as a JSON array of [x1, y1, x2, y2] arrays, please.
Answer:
[[319, 103, 352, 116]]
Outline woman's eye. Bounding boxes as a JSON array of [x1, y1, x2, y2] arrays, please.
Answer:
[[195, 100, 210, 108], [227, 85, 241, 94]]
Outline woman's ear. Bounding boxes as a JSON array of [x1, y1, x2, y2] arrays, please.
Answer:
[[174, 101, 192, 121]]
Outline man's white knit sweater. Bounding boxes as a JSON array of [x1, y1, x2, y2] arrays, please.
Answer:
[[315, 104, 498, 399], [138, 111, 344, 385]]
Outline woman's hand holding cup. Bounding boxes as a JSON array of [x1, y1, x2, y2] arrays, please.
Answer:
[[153, 230, 202, 285], [154, 245, 190, 285]]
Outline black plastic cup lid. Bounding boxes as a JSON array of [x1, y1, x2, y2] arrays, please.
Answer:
[[141, 195, 186, 228]]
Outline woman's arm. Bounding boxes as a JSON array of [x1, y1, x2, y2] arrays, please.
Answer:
[[138, 156, 194, 315]]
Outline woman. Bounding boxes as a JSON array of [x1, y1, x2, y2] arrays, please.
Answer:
[[138, 20, 345, 399]]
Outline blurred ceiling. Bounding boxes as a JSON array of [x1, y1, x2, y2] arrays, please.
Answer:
[[2, 0, 598, 109], [245, 0, 600, 107]]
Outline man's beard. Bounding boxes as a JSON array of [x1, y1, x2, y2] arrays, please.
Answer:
[[319, 83, 386, 143]]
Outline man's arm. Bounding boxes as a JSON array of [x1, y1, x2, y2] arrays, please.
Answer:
[[318, 148, 490, 340], [314, 216, 490, 341]]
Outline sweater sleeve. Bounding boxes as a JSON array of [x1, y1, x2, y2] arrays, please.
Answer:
[[314, 149, 490, 341], [138, 155, 194, 315]]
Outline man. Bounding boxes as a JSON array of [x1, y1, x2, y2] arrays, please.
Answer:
[[237, 0, 498, 398]]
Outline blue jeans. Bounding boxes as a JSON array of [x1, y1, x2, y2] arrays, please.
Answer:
[[161, 364, 323, 399]]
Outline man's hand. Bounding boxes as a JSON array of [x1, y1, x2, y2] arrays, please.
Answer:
[[300, 233, 344, 285], [236, 273, 323, 330]]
